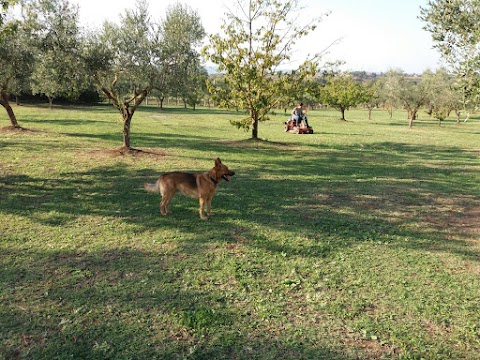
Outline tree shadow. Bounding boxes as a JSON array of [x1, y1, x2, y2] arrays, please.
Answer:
[[1, 246, 358, 360], [1, 139, 478, 263], [2, 137, 479, 359]]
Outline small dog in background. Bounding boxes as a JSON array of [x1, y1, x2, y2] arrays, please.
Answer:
[[144, 158, 235, 220]]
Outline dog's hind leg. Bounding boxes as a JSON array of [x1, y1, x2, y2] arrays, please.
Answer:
[[160, 197, 168, 215], [160, 189, 175, 216], [198, 197, 208, 220]]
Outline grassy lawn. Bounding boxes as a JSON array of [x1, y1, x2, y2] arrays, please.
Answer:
[[1, 103, 479, 359]]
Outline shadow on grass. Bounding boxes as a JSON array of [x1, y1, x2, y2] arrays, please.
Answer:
[[31, 118, 111, 127], [19, 102, 238, 115], [2, 137, 480, 359], [1, 246, 355, 360], [1, 139, 478, 263], [53, 132, 310, 159]]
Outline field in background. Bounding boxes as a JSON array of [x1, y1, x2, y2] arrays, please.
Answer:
[[1, 104, 479, 359]]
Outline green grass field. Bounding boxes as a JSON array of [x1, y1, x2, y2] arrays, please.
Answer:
[[1, 103, 479, 359]]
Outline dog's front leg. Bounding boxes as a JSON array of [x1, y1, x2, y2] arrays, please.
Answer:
[[198, 197, 208, 220]]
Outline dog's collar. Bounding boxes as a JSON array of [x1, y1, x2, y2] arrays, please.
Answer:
[[209, 176, 219, 185]]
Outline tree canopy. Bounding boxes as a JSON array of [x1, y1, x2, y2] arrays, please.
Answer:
[[0, 0, 15, 28], [203, 0, 327, 139], [28, 0, 84, 107], [0, 1, 33, 128], [320, 72, 366, 121], [82, 0, 205, 151], [159, 3, 206, 108], [420, 0, 480, 118]]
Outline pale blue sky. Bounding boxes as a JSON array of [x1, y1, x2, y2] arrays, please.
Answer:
[[74, 0, 443, 74], [306, 0, 443, 73]]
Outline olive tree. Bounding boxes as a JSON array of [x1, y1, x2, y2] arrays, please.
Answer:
[[203, 0, 327, 139], [420, 0, 480, 120], [28, 0, 84, 108], [423, 68, 463, 125], [362, 80, 380, 120], [157, 3, 205, 108], [378, 69, 403, 119], [0, 4, 33, 128], [0, 0, 15, 28], [320, 72, 366, 121], [395, 74, 429, 128], [83, 1, 204, 151], [183, 62, 208, 110]]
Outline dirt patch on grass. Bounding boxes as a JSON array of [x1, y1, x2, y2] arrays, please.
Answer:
[[0, 126, 42, 134], [421, 198, 480, 240], [445, 206, 480, 238], [85, 147, 168, 159], [0, 162, 11, 175], [315, 191, 479, 241], [345, 338, 400, 359], [222, 138, 293, 151]]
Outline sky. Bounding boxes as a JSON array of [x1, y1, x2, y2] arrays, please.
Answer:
[[72, 0, 444, 74]]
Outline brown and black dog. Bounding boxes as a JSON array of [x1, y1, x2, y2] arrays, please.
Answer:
[[144, 158, 235, 220]]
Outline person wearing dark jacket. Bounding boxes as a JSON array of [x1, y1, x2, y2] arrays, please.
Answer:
[[291, 102, 303, 125]]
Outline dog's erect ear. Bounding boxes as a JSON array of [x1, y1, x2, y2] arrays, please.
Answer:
[[215, 158, 222, 166]]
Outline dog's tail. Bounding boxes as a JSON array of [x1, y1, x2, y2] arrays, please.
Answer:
[[144, 180, 160, 193]]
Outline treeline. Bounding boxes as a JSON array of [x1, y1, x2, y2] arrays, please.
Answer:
[[1, 0, 207, 150], [1, 0, 477, 149], [210, 67, 471, 128], [283, 68, 468, 128]]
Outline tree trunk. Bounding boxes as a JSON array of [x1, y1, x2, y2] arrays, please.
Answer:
[[48, 96, 53, 109], [121, 107, 133, 149], [96, 78, 151, 152], [427, 104, 433, 117], [408, 110, 416, 128], [368, 108, 372, 120], [251, 110, 259, 139], [340, 107, 346, 121], [0, 90, 21, 128]]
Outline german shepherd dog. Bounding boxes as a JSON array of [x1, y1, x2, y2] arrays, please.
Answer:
[[144, 158, 235, 220]]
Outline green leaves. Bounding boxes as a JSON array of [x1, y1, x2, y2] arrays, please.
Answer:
[[420, 0, 480, 115], [79, 0, 207, 148], [24, 0, 85, 105], [203, 0, 325, 138], [320, 72, 366, 120]]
